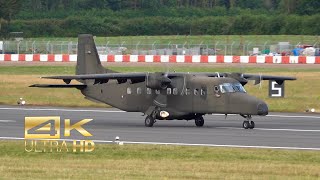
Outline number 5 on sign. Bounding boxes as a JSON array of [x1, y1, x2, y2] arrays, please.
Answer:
[[268, 80, 284, 98]]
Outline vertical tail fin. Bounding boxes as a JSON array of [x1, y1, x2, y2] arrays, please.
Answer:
[[76, 34, 106, 75]]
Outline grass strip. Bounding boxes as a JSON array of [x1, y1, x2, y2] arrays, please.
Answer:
[[0, 140, 319, 179]]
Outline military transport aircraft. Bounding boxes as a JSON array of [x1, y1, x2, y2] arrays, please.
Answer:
[[31, 34, 296, 129]]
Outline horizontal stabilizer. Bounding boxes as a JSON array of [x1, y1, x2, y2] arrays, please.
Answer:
[[30, 84, 87, 89]]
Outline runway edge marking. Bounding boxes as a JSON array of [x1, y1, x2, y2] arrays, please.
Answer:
[[0, 120, 16, 122], [217, 127, 320, 132], [1, 107, 320, 119], [0, 107, 125, 113], [1, 136, 320, 151], [212, 113, 320, 119]]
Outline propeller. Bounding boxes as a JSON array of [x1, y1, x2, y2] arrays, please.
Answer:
[[145, 71, 172, 108]]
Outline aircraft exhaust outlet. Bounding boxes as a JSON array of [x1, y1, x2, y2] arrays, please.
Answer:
[[160, 111, 170, 118]]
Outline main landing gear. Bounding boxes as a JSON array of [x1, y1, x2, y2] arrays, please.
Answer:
[[240, 114, 255, 129], [144, 112, 205, 127], [195, 116, 204, 127], [145, 115, 155, 127]]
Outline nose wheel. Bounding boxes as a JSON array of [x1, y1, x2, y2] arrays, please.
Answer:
[[240, 114, 255, 129], [242, 120, 255, 129]]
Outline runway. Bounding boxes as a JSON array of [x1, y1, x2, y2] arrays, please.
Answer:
[[1, 105, 320, 150]]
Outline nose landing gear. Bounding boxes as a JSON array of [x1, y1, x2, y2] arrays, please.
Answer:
[[240, 114, 255, 129]]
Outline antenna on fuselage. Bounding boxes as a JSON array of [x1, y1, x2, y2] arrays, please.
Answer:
[[215, 72, 220, 78], [259, 72, 262, 89]]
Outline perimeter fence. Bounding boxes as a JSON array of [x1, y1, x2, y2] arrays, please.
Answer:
[[1, 39, 319, 56]]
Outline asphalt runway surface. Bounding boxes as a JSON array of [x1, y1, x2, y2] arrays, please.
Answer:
[[1, 105, 320, 150]]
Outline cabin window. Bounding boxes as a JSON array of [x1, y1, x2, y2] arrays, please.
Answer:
[[155, 89, 160, 94], [194, 89, 199, 96], [167, 88, 172, 95], [137, 87, 142, 95], [127, 87, 132, 94], [173, 88, 178, 95], [186, 88, 191, 95], [146, 88, 152, 95], [201, 88, 206, 96]]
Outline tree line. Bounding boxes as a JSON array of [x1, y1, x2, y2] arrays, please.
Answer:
[[17, 0, 320, 15], [0, 0, 319, 37]]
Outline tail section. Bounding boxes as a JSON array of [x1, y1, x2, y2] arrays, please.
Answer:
[[76, 34, 107, 75]]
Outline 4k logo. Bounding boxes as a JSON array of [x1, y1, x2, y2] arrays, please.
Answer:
[[25, 117, 92, 139]]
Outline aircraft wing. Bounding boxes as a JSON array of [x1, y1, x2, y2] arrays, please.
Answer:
[[29, 84, 87, 89], [41, 72, 149, 84], [41, 72, 297, 82], [42, 72, 147, 80], [242, 74, 296, 81], [242, 74, 296, 85], [39, 72, 296, 86]]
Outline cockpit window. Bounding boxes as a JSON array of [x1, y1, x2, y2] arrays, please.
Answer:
[[219, 83, 235, 93], [233, 83, 246, 93], [219, 83, 246, 93]]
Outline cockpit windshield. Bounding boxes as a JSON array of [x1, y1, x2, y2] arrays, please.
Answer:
[[233, 83, 246, 92], [219, 83, 246, 93]]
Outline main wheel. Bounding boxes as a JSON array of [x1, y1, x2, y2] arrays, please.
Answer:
[[249, 121, 255, 129], [195, 116, 204, 127], [145, 116, 155, 127], [242, 121, 250, 129]]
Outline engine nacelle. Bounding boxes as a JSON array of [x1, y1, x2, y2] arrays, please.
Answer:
[[146, 72, 171, 89]]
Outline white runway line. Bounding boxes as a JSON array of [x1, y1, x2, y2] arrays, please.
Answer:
[[255, 128, 320, 132], [216, 127, 320, 132], [0, 136, 320, 151], [212, 113, 320, 119], [267, 114, 320, 119], [1, 107, 320, 120], [0, 107, 125, 113], [0, 120, 16, 123]]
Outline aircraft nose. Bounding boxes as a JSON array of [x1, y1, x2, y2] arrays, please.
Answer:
[[257, 103, 268, 116]]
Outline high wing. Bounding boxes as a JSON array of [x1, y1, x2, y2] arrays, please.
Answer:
[[34, 72, 296, 87], [242, 74, 296, 81], [42, 72, 147, 80], [41, 72, 296, 80], [30, 84, 87, 89], [41, 72, 148, 84], [242, 74, 296, 85]]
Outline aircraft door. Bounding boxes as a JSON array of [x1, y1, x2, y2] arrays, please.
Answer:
[[210, 84, 228, 113]]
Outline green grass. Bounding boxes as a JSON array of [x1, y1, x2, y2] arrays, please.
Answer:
[[0, 65, 319, 112], [0, 65, 319, 75], [0, 141, 319, 179], [28, 35, 320, 45]]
